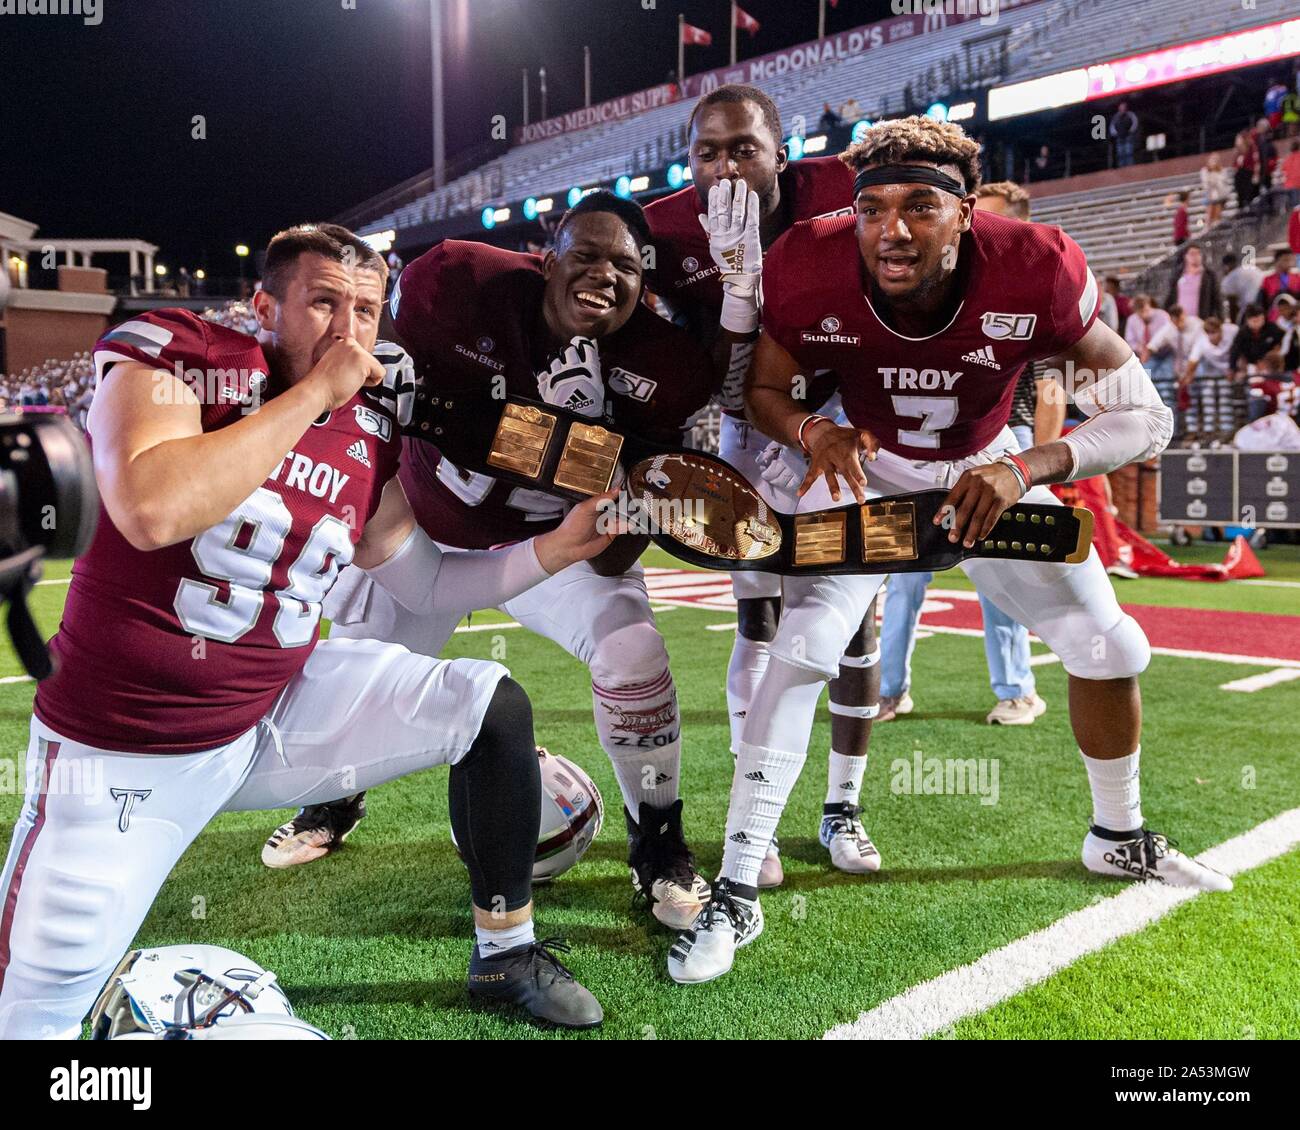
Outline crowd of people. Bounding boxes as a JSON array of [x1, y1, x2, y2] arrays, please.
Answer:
[[1108, 246, 1300, 446]]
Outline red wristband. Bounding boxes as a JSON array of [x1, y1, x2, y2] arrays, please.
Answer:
[[797, 414, 832, 454], [1000, 452, 1032, 494]]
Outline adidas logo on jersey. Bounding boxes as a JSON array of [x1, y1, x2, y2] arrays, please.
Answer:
[[728, 831, 751, 844], [744, 771, 768, 782], [961, 345, 999, 368], [346, 439, 371, 467], [838, 780, 856, 790]]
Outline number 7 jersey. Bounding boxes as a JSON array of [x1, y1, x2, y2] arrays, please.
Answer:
[[34, 309, 401, 754], [761, 208, 1100, 460]]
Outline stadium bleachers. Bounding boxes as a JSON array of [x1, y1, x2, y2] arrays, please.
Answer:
[[357, 0, 1296, 241]]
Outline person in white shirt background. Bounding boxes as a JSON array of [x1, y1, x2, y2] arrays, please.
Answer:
[[1181, 315, 1239, 440], [1220, 251, 1266, 323]]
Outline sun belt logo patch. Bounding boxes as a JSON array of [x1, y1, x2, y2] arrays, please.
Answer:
[[982, 312, 1037, 340], [682, 256, 700, 274], [822, 316, 841, 333]]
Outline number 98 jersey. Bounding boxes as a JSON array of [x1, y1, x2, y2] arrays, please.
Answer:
[[34, 309, 401, 754]]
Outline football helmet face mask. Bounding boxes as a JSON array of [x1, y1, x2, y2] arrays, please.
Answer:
[[89, 944, 297, 1040]]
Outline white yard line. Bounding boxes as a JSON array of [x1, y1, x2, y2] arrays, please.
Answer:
[[823, 807, 1300, 1041], [1239, 579, 1300, 589], [35, 578, 70, 587], [0, 675, 33, 685], [1219, 668, 1300, 693]]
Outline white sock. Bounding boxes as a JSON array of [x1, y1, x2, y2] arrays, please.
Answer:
[[726, 635, 771, 755], [826, 751, 867, 807], [723, 743, 807, 889], [592, 670, 681, 813], [1082, 747, 1143, 833], [475, 917, 534, 955], [720, 657, 828, 888]]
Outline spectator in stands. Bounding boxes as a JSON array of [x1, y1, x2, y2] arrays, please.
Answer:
[[838, 97, 863, 123], [1031, 144, 1050, 182], [1284, 141, 1300, 212], [1182, 315, 1239, 441], [1265, 76, 1290, 133], [1273, 294, 1300, 373], [1247, 351, 1295, 422], [1148, 303, 1200, 432], [1098, 284, 1120, 332], [819, 102, 843, 131], [1110, 101, 1139, 167], [1257, 249, 1300, 309], [1232, 304, 1285, 374], [1221, 252, 1264, 323], [1291, 200, 1300, 256], [1166, 244, 1220, 321], [1282, 86, 1300, 139], [1253, 118, 1279, 213], [1200, 153, 1230, 227], [1233, 129, 1261, 213], [1104, 276, 1132, 323], [1127, 294, 1177, 411], [1171, 191, 1191, 246]]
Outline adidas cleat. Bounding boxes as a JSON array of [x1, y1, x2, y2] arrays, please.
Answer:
[[819, 803, 882, 874], [668, 878, 763, 985], [262, 792, 367, 869], [1083, 827, 1232, 892], [468, 937, 603, 1029], [627, 799, 710, 929]]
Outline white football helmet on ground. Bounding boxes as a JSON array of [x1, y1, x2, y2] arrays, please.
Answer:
[[452, 746, 603, 883], [89, 944, 326, 1040]]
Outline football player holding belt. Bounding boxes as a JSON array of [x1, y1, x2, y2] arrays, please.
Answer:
[[0, 224, 623, 1035], [669, 117, 1232, 985], [283, 192, 719, 932], [645, 84, 883, 887]]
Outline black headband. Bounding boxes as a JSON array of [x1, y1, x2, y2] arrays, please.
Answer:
[[853, 164, 968, 199]]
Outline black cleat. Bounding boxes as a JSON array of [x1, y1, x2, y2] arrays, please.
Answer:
[[625, 799, 710, 929], [468, 938, 603, 1029], [262, 792, 367, 869]]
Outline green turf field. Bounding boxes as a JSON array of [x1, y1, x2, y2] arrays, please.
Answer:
[[2, 546, 1298, 1040]]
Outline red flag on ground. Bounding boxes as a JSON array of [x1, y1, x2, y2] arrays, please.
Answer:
[[681, 21, 712, 46], [1051, 478, 1267, 582], [734, 4, 761, 35]]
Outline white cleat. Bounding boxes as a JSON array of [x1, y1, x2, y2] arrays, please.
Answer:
[[757, 836, 784, 889], [667, 879, 764, 985], [986, 693, 1048, 726], [1083, 827, 1232, 892], [819, 804, 882, 874]]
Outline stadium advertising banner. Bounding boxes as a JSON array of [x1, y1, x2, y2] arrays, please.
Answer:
[[681, 0, 1045, 102], [514, 84, 679, 145], [990, 16, 1300, 120]]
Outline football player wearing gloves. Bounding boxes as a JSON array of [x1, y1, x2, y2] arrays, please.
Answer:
[[668, 118, 1229, 986], [287, 191, 721, 934], [0, 224, 617, 1037], [646, 84, 881, 887]]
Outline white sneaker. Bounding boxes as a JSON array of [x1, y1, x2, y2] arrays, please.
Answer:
[[667, 879, 764, 985], [877, 692, 914, 722], [757, 836, 784, 889], [1082, 828, 1233, 892], [986, 693, 1047, 726], [818, 804, 882, 874]]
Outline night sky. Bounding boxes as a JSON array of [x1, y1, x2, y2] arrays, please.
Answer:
[[3, 0, 898, 278]]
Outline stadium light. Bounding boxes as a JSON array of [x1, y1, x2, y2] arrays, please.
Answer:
[[235, 244, 250, 258], [195, 269, 206, 280], [851, 119, 873, 142], [786, 135, 805, 161], [926, 102, 949, 122], [481, 206, 497, 230], [523, 197, 539, 220], [533, 196, 555, 215], [947, 101, 977, 123], [567, 186, 584, 207], [361, 229, 396, 253], [628, 175, 650, 193], [614, 176, 633, 199], [667, 163, 686, 189], [802, 134, 829, 155], [155, 264, 167, 276]]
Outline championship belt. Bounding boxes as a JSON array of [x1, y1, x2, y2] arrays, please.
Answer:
[[438, 397, 1093, 575]]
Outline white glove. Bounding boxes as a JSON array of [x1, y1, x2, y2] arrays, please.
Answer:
[[366, 340, 416, 427], [537, 336, 604, 418], [757, 440, 808, 507], [698, 177, 763, 334]]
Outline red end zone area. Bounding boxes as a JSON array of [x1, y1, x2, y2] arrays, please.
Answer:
[[644, 568, 1300, 670]]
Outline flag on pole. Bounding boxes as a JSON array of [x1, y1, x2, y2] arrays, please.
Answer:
[[734, 5, 761, 35], [680, 21, 713, 46]]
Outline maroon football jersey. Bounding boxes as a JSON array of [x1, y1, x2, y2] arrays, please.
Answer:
[[644, 156, 855, 323], [34, 309, 400, 754], [762, 209, 1100, 460], [392, 240, 715, 549]]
